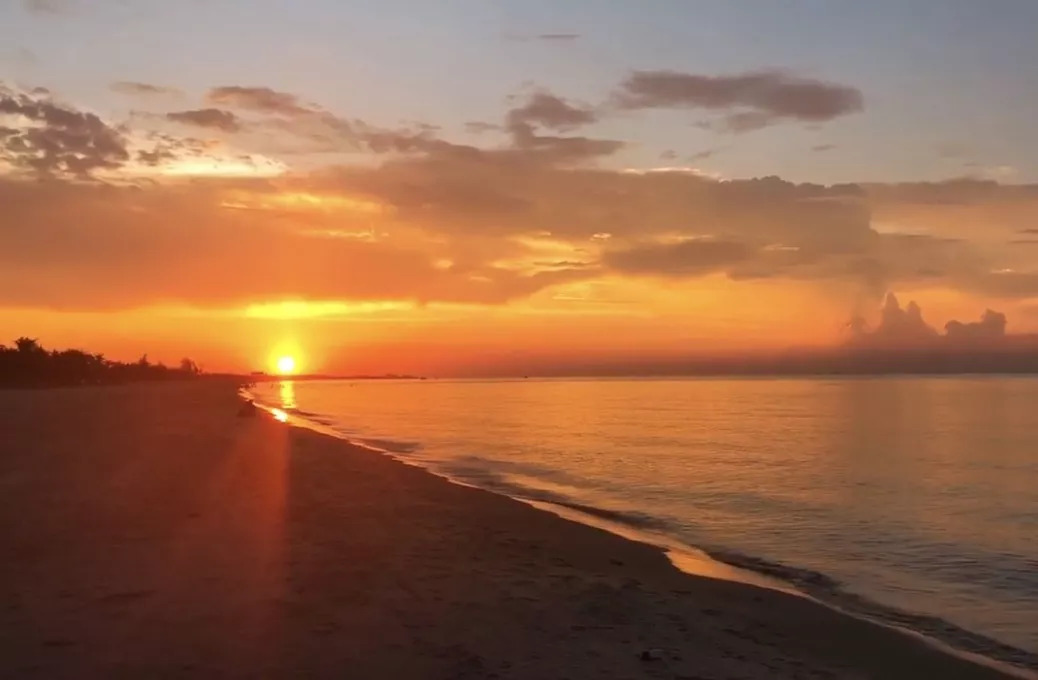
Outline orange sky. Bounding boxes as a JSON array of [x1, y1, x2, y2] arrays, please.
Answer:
[[3, 70, 1038, 374]]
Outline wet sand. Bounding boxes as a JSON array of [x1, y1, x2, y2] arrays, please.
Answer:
[[0, 382, 1024, 679]]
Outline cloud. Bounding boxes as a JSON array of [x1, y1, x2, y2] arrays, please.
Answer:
[[0, 176, 590, 311], [464, 121, 500, 134], [203, 85, 362, 152], [0, 85, 128, 177], [111, 81, 182, 97], [945, 309, 1006, 342], [23, 0, 72, 14], [812, 143, 836, 152], [688, 148, 718, 161], [166, 108, 242, 133], [614, 69, 864, 131], [604, 239, 753, 276], [207, 85, 315, 117], [3, 80, 1037, 316], [506, 91, 597, 134], [849, 293, 938, 346], [502, 91, 621, 162], [849, 296, 1027, 351]]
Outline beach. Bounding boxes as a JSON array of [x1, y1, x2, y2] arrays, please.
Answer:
[[0, 382, 1024, 679]]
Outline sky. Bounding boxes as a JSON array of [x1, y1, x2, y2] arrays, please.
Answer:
[[2, 0, 1037, 375]]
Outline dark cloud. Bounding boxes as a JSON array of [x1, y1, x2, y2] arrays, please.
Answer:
[[945, 309, 1006, 341], [166, 108, 242, 133], [1020, 228, 1038, 235], [506, 92, 597, 134], [502, 91, 621, 162], [615, 69, 864, 130], [604, 239, 754, 276], [111, 81, 182, 97], [719, 110, 773, 133], [0, 85, 128, 177], [812, 143, 836, 152]]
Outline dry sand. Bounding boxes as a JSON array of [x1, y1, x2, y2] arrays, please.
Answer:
[[0, 382, 1024, 679]]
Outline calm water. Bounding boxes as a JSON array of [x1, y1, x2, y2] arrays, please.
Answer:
[[250, 376, 1038, 667]]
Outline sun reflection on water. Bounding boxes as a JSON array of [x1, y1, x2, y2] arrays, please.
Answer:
[[279, 380, 296, 410]]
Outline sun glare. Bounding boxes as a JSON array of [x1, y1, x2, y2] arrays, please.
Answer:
[[276, 356, 297, 375]]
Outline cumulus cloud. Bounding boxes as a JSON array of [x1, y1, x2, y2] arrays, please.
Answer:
[[850, 293, 938, 346], [849, 295, 1026, 350], [166, 108, 242, 133], [615, 69, 864, 131]]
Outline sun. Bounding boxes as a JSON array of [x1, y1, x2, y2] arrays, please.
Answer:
[[276, 356, 297, 375]]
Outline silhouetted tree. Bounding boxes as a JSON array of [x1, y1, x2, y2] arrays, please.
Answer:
[[0, 339, 204, 388]]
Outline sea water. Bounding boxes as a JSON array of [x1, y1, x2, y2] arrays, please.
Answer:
[[249, 376, 1038, 668]]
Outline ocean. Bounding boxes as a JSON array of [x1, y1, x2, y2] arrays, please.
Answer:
[[248, 376, 1038, 669]]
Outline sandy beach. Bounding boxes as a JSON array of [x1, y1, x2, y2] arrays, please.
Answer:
[[0, 382, 1025, 679]]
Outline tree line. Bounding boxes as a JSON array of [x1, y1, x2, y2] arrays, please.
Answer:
[[0, 337, 201, 388]]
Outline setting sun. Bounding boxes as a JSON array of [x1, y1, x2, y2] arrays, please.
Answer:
[[276, 356, 297, 375]]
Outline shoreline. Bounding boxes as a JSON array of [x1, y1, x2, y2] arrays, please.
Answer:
[[249, 387, 1036, 678], [1, 381, 1030, 678]]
